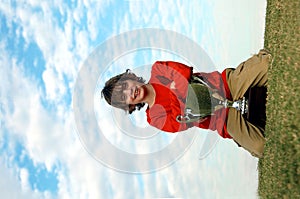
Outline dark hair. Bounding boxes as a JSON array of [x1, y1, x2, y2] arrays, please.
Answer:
[[101, 69, 147, 114]]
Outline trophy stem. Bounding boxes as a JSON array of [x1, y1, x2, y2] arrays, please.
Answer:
[[223, 97, 248, 114]]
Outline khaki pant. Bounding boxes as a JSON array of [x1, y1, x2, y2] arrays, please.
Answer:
[[225, 49, 272, 158]]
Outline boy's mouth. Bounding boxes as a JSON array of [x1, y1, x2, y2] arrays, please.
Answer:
[[134, 87, 139, 98]]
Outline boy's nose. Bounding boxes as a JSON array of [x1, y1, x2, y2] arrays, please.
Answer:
[[124, 88, 133, 97]]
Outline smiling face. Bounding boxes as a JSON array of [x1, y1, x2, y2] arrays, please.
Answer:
[[101, 69, 148, 114], [120, 80, 146, 105], [111, 79, 147, 107]]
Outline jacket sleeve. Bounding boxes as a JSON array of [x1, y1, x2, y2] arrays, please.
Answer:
[[151, 61, 193, 83], [147, 102, 188, 133], [150, 61, 193, 100]]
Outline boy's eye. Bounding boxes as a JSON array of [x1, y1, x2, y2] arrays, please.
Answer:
[[122, 82, 127, 89]]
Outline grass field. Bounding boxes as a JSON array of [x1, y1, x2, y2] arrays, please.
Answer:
[[258, 0, 300, 198]]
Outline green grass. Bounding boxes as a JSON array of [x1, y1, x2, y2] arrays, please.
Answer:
[[258, 0, 300, 198]]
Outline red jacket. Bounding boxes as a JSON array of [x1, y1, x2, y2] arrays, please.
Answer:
[[146, 61, 232, 138]]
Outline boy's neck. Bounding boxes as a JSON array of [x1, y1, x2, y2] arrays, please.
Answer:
[[144, 84, 156, 107]]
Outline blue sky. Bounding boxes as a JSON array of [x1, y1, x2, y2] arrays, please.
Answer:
[[0, 0, 267, 198]]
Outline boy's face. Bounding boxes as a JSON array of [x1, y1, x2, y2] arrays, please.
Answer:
[[117, 79, 146, 105]]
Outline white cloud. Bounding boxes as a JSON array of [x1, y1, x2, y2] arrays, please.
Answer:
[[0, 159, 44, 199], [1, 33, 147, 199], [75, 29, 90, 61], [19, 168, 30, 191], [1, 49, 62, 169], [42, 68, 65, 101], [0, 0, 88, 103]]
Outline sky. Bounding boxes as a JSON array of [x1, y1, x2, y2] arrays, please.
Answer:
[[0, 0, 267, 199]]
